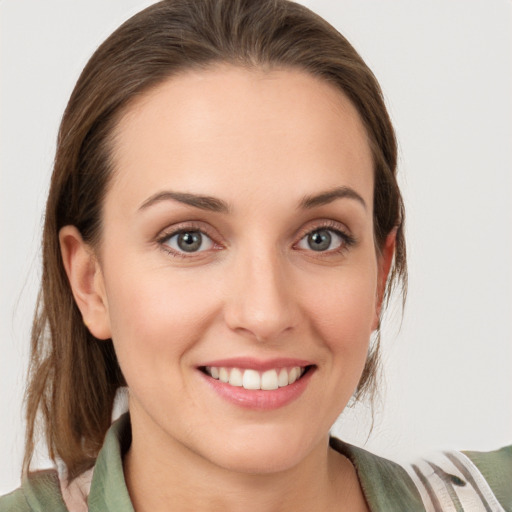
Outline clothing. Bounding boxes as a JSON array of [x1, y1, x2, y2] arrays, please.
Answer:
[[1, 414, 510, 511]]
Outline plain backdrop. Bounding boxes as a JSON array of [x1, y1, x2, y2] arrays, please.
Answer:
[[1, 0, 511, 495]]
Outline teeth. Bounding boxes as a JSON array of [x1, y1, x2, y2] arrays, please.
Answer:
[[219, 367, 229, 383], [205, 366, 306, 390], [229, 368, 243, 387], [261, 370, 279, 390], [278, 368, 289, 387], [242, 369, 260, 390]]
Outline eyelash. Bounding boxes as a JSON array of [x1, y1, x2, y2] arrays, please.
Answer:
[[156, 220, 356, 258], [156, 222, 219, 258], [295, 220, 356, 255]]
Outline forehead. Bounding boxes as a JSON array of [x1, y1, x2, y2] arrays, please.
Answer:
[[108, 65, 374, 212]]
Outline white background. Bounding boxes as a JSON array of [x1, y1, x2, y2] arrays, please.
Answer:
[[1, 0, 511, 495]]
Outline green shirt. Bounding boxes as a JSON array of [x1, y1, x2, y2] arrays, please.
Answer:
[[1, 414, 510, 511]]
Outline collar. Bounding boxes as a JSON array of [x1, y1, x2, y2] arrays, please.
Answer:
[[88, 414, 425, 511], [329, 437, 425, 511], [87, 413, 134, 512], [24, 413, 424, 511]]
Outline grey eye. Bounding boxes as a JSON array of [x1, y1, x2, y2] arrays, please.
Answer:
[[165, 231, 214, 253], [297, 228, 345, 252], [307, 229, 332, 251]]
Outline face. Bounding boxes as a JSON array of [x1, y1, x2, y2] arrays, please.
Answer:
[[77, 66, 392, 474]]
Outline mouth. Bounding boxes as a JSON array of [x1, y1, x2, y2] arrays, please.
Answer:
[[200, 365, 314, 391]]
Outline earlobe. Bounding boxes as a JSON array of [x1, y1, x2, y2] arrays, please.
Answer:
[[372, 229, 397, 331], [59, 226, 112, 340]]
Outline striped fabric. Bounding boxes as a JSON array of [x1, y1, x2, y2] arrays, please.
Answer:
[[405, 450, 506, 512]]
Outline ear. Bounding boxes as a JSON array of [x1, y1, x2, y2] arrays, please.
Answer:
[[59, 225, 112, 340], [372, 229, 396, 331]]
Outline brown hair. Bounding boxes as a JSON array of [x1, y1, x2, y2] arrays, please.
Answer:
[[24, 0, 406, 480]]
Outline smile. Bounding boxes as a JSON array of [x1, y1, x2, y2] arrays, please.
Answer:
[[203, 366, 308, 390]]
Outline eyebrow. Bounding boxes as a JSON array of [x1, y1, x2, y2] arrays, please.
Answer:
[[138, 185, 366, 214], [298, 186, 367, 210], [139, 190, 230, 213]]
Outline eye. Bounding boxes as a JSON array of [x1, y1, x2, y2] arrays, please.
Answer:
[[163, 230, 214, 254], [296, 228, 349, 252]]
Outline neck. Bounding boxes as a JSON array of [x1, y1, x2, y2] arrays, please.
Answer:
[[123, 413, 368, 512]]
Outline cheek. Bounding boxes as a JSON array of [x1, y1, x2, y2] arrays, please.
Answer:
[[299, 261, 378, 373], [103, 265, 219, 385], [306, 264, 378, 334], [290, 261, 379, 427]]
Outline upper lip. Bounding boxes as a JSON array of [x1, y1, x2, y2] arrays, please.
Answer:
[[198, 357, 314, 371]]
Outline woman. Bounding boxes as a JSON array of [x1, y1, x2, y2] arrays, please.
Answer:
[[1, 0, 510, 510]]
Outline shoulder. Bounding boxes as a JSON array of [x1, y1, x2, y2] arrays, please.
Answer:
[[463, 444, 512, 511], [0, 470, 68, 512], [0, 487, 30, 512], [404, 445, 512, 512], [0, 414, 132, 512], [331, 437, 512, 512]]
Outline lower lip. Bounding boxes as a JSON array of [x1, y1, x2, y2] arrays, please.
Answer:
[[199, 368, 314, 410]]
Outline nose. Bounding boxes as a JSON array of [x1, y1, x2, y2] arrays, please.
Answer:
[[223, 248, 299, 343]]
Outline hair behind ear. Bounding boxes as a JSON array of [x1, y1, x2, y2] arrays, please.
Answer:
[[24, 224, 124, 480]]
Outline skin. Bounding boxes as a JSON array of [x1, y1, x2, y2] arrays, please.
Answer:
[[60, 65, 395, 512]]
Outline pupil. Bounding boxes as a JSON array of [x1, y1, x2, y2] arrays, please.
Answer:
[[308, 230, 331, 251], [178, 231, 202, 252]]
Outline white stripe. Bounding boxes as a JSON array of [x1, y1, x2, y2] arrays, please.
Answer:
[[402, 451, 505, 512], [447, 451, 506, 512], [407, 457, 458, 512]]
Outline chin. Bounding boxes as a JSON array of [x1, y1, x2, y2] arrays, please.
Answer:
[[197, 425, 322, 475]]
